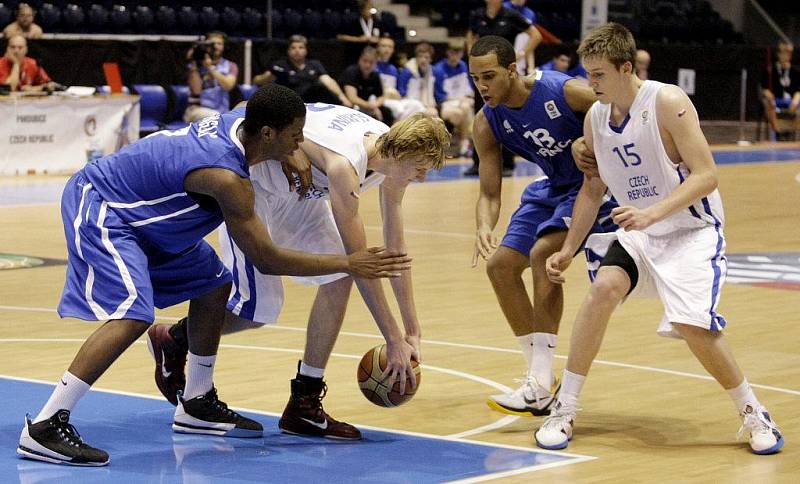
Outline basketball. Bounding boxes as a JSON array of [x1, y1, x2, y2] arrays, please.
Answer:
[[357, 344, 421, 407]]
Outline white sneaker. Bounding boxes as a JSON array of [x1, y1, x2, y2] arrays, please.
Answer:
[[487, 374, 560, 417], [738, 403, 784, 455], [534, 400, 576, 450]]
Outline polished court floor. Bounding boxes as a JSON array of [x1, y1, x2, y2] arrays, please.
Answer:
[[1, 145, 799, 482]]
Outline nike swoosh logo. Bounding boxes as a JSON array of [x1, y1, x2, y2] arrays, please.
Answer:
[[522, 123, 531, 128], [547, 344, 556, 348], [300, 417, 328, 430], [215, 267, 225, 278], [198, 363, 213, 368], [161, 350, 172, 378], [60, 379, 67, 386]]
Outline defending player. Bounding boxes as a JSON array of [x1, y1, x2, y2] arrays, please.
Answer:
[[534, 23, 783, 455], [147, 106, 450, 440], [469, 35, 617, 416], [17, 85, 411, 466]]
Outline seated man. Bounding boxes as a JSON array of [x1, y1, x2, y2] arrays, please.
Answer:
[[0, 35, 55, 92], [397, 42, 444, 117], [434, 43, 475, 156], [375, 36, 426, 121], [760, 41, 800, 140], [253, 35, 352, 108], [185, 31, 238, 122], [147, 106, 450, 440], [3, 3, 43, 39], [340, 46, 394, 124]]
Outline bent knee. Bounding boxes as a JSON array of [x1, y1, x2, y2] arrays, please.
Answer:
[[486, 248, 528, 279], [590, 271, 630, 301]]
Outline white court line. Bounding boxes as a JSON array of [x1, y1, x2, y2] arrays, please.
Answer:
[[0, 338, 519, 441], [2, 304, 799, 397], [0, 372, 593, 484]]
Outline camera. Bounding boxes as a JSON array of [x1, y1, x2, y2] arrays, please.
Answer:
[[191, 40, 214, 65]]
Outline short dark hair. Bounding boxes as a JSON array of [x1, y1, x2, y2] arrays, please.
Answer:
[[470, 35, 515, 68], [243, 84, 306, 135]]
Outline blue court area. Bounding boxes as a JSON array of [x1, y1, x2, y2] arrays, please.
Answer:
[[2, 377, 581, 483]]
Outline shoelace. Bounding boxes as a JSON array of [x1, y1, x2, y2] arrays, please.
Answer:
[[301, 383, 329, 421], [541, 403, 578, 432], [53, 420, 86, 448], [737, 409, 777, 441], [510, 376, 545, 403], [205, 388, 238, 419]]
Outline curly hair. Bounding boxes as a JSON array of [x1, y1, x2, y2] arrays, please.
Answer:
[[243, 84, 306, 135]]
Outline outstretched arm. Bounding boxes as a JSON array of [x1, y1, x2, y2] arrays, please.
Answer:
[[184, 167, 410, 278], [472, 110, 504, 266]]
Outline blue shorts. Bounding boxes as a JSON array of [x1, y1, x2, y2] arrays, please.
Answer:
[[501, 178, 618, 256], [57, 173, 232, 323]]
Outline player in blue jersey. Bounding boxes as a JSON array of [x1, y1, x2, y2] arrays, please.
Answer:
[[16, 84, 411, 467], [468, 36, 617, 417]]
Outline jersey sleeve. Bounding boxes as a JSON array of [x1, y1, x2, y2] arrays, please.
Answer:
[[397, 68, 411, 97]]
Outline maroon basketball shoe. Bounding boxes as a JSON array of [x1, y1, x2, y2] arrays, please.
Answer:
[[278, 379, 362, 440], [146, 322, 188, 406]]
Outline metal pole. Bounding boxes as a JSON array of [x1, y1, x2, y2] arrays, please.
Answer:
[[244, 39, 252, 85], [737, 68, 750, 145], [266, 0, 272, 41]]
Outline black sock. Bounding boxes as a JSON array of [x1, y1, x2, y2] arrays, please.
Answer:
[[168, 317, 189, 350]]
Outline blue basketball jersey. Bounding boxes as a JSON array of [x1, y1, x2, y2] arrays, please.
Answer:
[[483, 70, 583, 187], [82, 108, 250, 253]]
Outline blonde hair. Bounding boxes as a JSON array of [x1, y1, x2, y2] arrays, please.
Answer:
[[578, 22, 636, 69], [375, 113, 451, 170]]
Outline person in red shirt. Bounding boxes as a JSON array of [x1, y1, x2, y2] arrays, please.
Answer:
[[0, 35, 55, 92]]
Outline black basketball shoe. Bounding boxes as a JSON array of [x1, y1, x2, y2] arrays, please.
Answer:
[[278, 378, 362, 440], [17, 410, 109, 466], [173, 387, 263, 438]]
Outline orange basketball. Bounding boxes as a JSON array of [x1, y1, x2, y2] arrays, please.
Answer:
[[357, 344, 421, 407]]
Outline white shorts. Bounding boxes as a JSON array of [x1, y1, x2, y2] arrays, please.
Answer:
[[584, 225, 728, 339], [219, 179, 347, 324]]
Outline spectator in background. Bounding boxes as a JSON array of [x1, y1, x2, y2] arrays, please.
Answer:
[[761, 41, 800, 140], [3, 3, 43, 40], [0, 35, 55, 91], [398, 42, 443, 117], [465, 0, 539, 175], [253, 35, 352, 108], [635, 48, 651, 80], [435, 43, 475, 157], [184, 31, 238, 122], [337, 0, 381, 44], [376, 36, 426, 121], [503, 0, 537, 75], [538, 44, 572, 73], [340, 46, 394, 124]]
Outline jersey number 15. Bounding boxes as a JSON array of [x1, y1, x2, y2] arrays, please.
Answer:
[[611, 143, 642, 168]]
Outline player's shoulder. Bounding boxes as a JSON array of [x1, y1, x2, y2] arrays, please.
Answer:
[[654, 83, 692, 114]]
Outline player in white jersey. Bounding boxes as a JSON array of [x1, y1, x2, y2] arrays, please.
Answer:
[[149, 104, 451, 440], [533, 23, 783, 455]]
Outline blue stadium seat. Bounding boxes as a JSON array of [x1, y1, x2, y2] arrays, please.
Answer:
[[221, 7, 241, 33], [283, 8, 302, 34], [199, 6, 219, 31], [155, 6, 176, 34], [132, 84, 168, 135], [167, 85, 191, 130], [87, 4, 108, 32], [0, 4, 11, 29], [132, 5, 154, 33], [37, 3, 61, 31], [242, 7, 263, 36], [61, 4, 85, 32], [178, 6, 199, 34], [238, 84, 258, 101], [302, 8, 321, 38], [109, 4, 131, 31]]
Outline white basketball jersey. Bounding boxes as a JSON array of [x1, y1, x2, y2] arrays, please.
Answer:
[[589, 81, 725, 236], [252, 103, 387, 199]]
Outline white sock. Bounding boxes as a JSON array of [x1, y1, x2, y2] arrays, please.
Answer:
[[728, 379, 759, 412], [516, 333, 535, 370], [558, 369, 586, 408], [183, 352, 216, 400], [531, 332, 557, 387], [34, 371, 90, 423], [299, 361, 325, 379]]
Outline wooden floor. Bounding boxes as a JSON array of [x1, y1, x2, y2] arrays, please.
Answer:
[[1, 152, 799, 482]]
